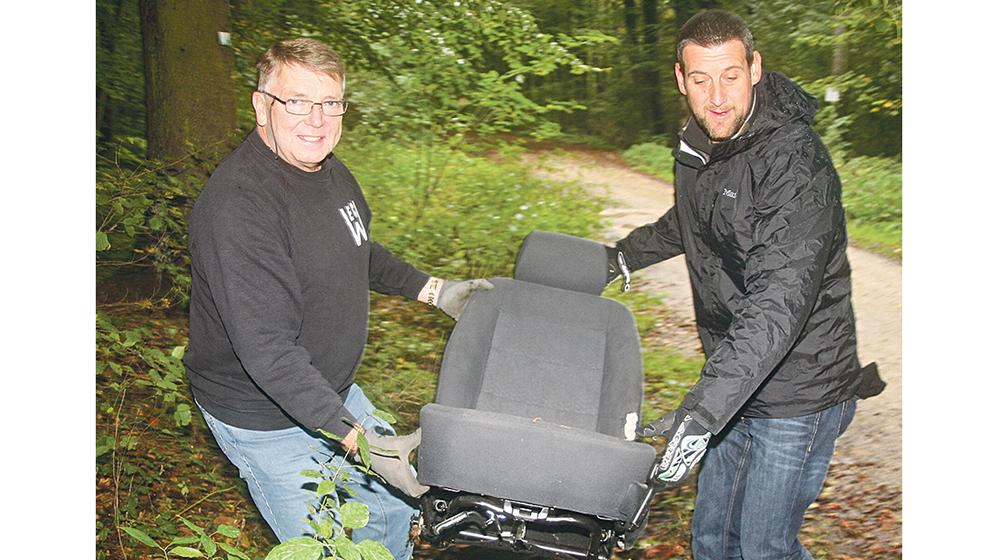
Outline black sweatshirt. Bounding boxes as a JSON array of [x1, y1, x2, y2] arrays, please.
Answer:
[[185, 130, 429, 438]]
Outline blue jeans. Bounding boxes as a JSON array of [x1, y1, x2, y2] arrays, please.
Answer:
[[197, 384, 417, 559], [692, 398, 857, 560]]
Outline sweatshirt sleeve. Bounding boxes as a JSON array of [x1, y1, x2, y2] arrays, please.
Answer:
[[191, 185, 359, 439], [680, 137, 840, 434], [369, 242, 430, 300], [614, 205, 685, 271]]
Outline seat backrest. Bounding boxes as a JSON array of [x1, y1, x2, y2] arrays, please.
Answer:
[[435, 231, 643, 438]]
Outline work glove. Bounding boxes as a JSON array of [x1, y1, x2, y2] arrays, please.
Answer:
[[362, 428, 429, 498], [436, 279, 494, 320], [605, 245, 631, 292], [642, 409, 711, 486]]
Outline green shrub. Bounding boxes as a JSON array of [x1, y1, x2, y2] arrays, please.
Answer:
[[621, 142, 676, 184], [836, 155, 902, 258]]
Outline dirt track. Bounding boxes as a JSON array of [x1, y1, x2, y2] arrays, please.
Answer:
[[526, 149, 902, 494]]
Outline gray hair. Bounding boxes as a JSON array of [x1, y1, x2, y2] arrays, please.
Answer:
[[256, 38, 346, 93]]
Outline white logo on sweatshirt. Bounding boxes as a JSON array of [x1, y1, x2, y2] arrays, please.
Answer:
[[339, 201, 368, 247]]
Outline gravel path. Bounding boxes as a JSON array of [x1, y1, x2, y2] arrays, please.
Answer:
[[526, 149, 902, 493]]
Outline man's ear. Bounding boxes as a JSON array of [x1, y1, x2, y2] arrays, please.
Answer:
[[251, 91, 269, 127], [675, 62, 688, 96], [750, 51, 763, 85]]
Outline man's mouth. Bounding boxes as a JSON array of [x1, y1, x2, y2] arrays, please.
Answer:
[[297, 134, 324, 143]]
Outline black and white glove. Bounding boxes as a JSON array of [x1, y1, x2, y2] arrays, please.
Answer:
[[435, 279, 494, 320], [644, 409, 711, 486], [363, 429, 430, 498], [605, 246, 631, 292]]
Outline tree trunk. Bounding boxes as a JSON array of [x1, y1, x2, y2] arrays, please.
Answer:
[[642, 0, 664, 135], [139, 0, 237, 162]]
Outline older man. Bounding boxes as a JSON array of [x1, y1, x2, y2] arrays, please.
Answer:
[[185, 38, 490, 558], [606, 10, 870, 559]]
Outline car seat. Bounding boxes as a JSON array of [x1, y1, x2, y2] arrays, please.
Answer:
[[416, 230, 658, 559]]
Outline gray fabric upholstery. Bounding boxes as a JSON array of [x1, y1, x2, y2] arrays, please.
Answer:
[[418, 231, 653, 520], [418, 403, 656, 520], [514, 230, 608, 295]]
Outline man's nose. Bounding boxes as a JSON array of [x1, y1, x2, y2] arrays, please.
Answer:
[[709, 83, 726, 107], [305, 103, 325, 126]]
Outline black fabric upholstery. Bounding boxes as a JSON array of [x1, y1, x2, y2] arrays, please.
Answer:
[[417, 231, 654, 520]]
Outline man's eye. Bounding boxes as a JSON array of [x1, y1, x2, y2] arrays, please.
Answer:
[[323, 101, 341, 109], [287, 99, 309, 107]]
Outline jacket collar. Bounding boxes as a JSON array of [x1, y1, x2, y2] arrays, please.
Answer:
[[675, 72, 817, 166]]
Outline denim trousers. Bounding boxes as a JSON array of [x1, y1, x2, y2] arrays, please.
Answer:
[[691, 398, 857, 560], [197, 384, 418, 560]]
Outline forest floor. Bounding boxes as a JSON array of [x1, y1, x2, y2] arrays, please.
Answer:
[[521, 147, 903, 559]]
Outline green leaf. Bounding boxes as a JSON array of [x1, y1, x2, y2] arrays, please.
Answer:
[[121, 526, 158, 548], [170, 536, 201, 546], [215, 524, 240, 539], [339, 502, 370, 530], [200, 535, 217, 556], [170, 546, 205, 558], [171, 345, 187, 359], [315, 517, 335, 540], [263, 537, 324, 560], [300, 469, 323, 479], [316, 479, 336, 496], [218, 541, 250, 560], [372, 409, 396, 424], [96, 435, 116, 457], [178, 516, 207, 537], [333, 536, 362, 560], [97, 231, 111, 251], [357, 432, 372, 468], [356, 539, 393, 560], [173, 403, 192, 427]]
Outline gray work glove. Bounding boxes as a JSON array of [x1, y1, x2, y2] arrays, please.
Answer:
[[437, 279, 494, 320], [605, 245, 631, 292], [363, 428, 429, 498]]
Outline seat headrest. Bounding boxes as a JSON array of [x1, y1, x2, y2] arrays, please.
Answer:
[[514, 231, 607, 295]]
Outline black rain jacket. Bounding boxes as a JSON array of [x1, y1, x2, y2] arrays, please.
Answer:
[[616, 72, 862, 435]]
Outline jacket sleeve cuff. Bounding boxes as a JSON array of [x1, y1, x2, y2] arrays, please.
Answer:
[[318, 406, 362, 440], [401, 270, 431, 301]]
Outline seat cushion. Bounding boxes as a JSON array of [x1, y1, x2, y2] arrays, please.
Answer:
[[435, 278, 643, 438], [417, 403, 657, 520]]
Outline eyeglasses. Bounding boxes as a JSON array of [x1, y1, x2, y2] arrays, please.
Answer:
[[258, 91, 349, 117]]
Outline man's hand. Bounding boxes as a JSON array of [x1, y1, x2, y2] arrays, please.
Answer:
[[362, 429, 430, 498], [605, 246, 631, 292], [434, 278, 494, 320], [649, 410, 711, 486]]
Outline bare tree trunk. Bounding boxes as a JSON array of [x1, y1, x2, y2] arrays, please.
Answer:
[[832, 23, 847, 75], [139, 0, 237, 162], [642, 0, 664, 135]]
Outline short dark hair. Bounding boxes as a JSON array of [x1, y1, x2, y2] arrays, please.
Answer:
[[676, 10, 754, 69]]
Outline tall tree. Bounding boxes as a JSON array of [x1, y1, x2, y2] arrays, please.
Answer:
[[641, 0, 664, 135], [139, 0, 238, 161]]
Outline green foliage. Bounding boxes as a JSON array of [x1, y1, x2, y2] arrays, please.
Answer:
[[121, 518, 252, 560], [96, 312, 191, 430], [622, 142, 676, 184], [231, 0, 611, 145], [837, 155, 902, 258], [96, 136, 213, 308]]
